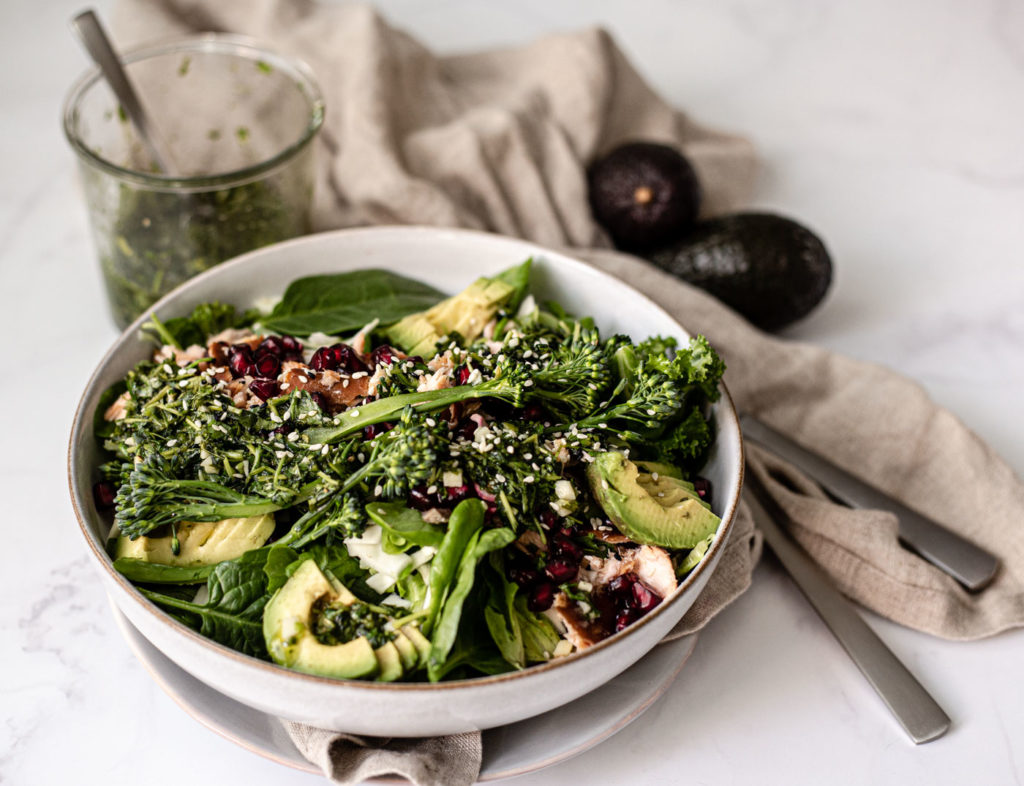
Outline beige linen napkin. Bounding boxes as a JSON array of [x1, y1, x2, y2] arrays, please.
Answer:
[[112, 2, 1024, 784]]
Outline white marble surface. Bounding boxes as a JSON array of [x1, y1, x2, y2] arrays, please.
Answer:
[[2, 0, 1023, 783]]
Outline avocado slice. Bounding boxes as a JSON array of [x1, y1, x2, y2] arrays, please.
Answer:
[[586, 452, 720, 549], [262, 560, 378, 680], [375, 641, 404, 682], [387, 275, 516, 357], [114, 514, 275, 567], [392, 631, 420, 671], [401, 624, 431, 668]]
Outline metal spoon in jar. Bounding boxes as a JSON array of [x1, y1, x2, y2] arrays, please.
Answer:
[[70, 8, 178, 175]]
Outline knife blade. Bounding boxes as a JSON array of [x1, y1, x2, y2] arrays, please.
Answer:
[[744, 470, 951, 744], [740, 413, 999, 591]]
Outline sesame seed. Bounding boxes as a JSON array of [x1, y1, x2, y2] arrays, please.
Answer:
[[350, 409, 360, 417]]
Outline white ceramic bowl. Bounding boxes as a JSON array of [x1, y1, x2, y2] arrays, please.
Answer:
[[68, 226, 743, 736]]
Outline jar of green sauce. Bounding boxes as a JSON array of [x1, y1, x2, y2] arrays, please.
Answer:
[[63, 35, 324, 328]]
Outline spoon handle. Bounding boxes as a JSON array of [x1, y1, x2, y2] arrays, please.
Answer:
[[70, 9, 174, 174]]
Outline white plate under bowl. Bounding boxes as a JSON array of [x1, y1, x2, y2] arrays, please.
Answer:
[[111, 601, 697, 781], [69, 226, 743, 736]]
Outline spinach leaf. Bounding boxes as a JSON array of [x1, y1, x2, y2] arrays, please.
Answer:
[[288, 544, 383, 604], [492, 258, 533, 312], [430, 588, 513, 680], [514, 593, 561, 662], [483, 555, 525, 669], [366, 502, 445, 549], [139, 548, 272, 659], [261, 269, 444, 336], [423, 499, 487, 634], [427, 527, 516, 682], [264, 545, 299, 593]]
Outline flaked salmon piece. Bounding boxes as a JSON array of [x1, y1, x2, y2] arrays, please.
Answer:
[[104, 391, 131, 421], [580, 544, 677, 600], [549, 592, 605, 650], [619, 545, 677, 599], [208, 327, 260, 348], [153, 343, 208, 366], [280, 366, 370, 412], [226, 378, 257, 408]]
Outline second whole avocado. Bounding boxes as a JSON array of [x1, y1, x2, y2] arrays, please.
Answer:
[[648, 213, 833, 331]]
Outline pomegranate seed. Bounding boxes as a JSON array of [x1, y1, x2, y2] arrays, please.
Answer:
[[362, 421, 394, 440], [228, 346, 255, 378], [255, 353, 281, 378], [309, 392, 329, 410], [631, 582, 662, 613], [444, 484, 474, 504], [528, 582, 556, 612], [538, 509, 558, 530], [310, 346, 338, 371], [455, 365, 472, 385], [93, 481, 116, 509], [408, 486, 435, 511], [406, 355, 424, 366], [370, 345, 397, 367], [694, 477, 713, 504], [551, 535, 583, 564], [258, 336, 286, 357], [615, 608, 639, 632], [607, 573, 638, 598], [280, 335, 303, 354], [545, 560, 577, 583], [455, 419, 477, 441], [249, 378, 280, 401], [272, 423, 294, 436]]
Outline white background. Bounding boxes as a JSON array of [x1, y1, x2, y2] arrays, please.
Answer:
[[2, 0, 1022, 783]]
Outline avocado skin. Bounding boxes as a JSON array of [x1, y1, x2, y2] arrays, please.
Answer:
[[648, 213, 832, 332], [588, 142, 701, 253]]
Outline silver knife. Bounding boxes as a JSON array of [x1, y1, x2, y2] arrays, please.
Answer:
[[744, 470, 951, 744], [740, 414, 999, 592]]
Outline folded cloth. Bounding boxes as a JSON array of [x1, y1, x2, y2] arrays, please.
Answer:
[[578, 247, 1024, 642], [113, 2, 1024, 784], [113, 0, 756, 245]]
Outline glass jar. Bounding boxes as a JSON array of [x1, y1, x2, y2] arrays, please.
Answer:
[[64, 35, 324, 328]]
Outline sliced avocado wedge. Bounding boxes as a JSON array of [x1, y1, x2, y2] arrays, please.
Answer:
[[262, 560, 379, 680], [375, 641, 404, 682], [387, 273, 517, 357], [586, 452, 720, 549], [401, 624, 431, 668], [115, 514, 275, 567], [392, 631, 419, 671]]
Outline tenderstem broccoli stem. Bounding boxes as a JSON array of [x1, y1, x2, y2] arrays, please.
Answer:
[[303, 379, 522, 445]]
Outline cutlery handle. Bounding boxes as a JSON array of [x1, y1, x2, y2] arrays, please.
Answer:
[[70, 9, 175, 174], [744, 474, 951, 744], [740, 414, 999, 591]]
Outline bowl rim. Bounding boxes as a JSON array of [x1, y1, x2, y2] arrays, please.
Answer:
[[68, 225, 744, 692]]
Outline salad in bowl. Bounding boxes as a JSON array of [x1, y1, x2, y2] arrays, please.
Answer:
[[93, 256, 726, 684]]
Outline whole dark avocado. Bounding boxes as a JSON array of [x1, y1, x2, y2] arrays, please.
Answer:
[[587, 142, 701, 253], [648, 213, 832, 331]]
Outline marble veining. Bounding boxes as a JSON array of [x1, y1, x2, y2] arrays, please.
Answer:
[[2, 0, 1023, 783]]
